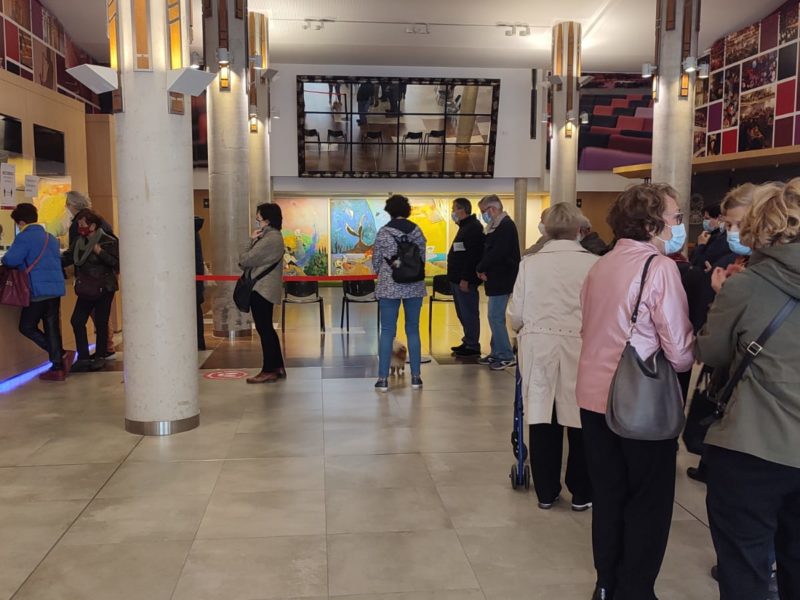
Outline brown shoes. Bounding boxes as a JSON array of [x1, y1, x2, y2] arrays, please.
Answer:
[[246, 371, 280, 384], [39, 369, 66, 382]]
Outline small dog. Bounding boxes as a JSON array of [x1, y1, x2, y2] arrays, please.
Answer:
[[390, 340, 407, 376]]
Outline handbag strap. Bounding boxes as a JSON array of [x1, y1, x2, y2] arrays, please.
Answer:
[[26, 230, 51, 275], [630, 254, 658, 326], [249, 258, 282, 283]]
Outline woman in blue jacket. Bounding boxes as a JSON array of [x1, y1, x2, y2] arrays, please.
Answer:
[[1, 203, 68, 380]]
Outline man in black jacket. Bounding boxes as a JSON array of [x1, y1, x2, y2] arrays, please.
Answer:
[[447, 198, 485, 357], [476, 194, 520, 370], [690, 203, 728, 269]]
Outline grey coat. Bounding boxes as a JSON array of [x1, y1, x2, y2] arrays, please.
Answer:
[[371, 220, 427, 300], [239, 227, 284, 305]]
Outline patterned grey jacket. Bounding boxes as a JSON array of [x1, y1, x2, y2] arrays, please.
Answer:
[[372, 219, 428, 300], [239, 226, 284, 305]]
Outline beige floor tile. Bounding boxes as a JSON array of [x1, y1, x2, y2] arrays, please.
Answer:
[[325, 454, 434, 489], [484, 582, 594, 600], [323, 427, 421, 456], [0, 435, 49, 467], [128, 422, 238, 462], [197, 489, 326, 538], [172, 536, 327, 600], [20, 433, 141, 466], [327, 487, 451, 534], [0, 464, 117, 501], [226, 428, 324, 459], [97, 460, 223, 498], [655, 576, 719, 599], [333, 593, 485, 600], [327, 530, 479, 596], [424, 452, 513, 487], [215, 457, 325, 493], [659, 520, 718, 581], [416, 425, 506, 453], [13, 540, 192, 600], [60, 494, 209, 545], [237, 409, 324, 434]]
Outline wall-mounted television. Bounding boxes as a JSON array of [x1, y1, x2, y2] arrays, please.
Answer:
[[0, 114, 23, 161], [33, 124, 66, 176]]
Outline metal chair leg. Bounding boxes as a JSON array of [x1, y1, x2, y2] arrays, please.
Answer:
[[340, 297, 345, 328], [319, 299, 325, 332], [281, 301, 286, 334], [345, 300, 350, 332], [428, 297, 433, 340]]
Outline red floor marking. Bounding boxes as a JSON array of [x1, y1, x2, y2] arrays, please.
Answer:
[[204, 370, 250, 380]]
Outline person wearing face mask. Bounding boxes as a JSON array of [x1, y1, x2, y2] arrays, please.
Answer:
[[239, 203, 287, 384], [523, 207, 551, 256], [711, 183, 760, 293], [446, 197, 485, 357], [690, 203, 729, 269], [577, 183, 694, 600], [63, 209, 119, 373], [475, 194, 520, 370]]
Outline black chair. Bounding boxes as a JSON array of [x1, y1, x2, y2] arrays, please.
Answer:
[[402, 131, 424, 155], [327, 129, 347, 149], [424, 129, 446, 155], [590, 114, 619, 128], [282, 281, 325, 333], [304, 128, 321, 152], [340, 280, 379, 332], [428, 274, 453, 339]]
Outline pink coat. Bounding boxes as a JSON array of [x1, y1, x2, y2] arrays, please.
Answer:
[[576, 239, 695, 414]]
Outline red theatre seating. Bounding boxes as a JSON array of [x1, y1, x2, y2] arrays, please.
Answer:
[[611, 98, 629, 108], [608, 134, 653, 154], [617, 116, 645, 131], [593, 105, 615, 116]]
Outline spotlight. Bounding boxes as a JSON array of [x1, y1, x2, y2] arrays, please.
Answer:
[[579, 75, 594, 88], [405, 23, 430, 34], [216, 47, 230, 66], [579, 111, 589, 125], [547, 74, 563, 86], [498, 23, 516, 36], [698, 63, 709, 79], [190, 51, 202, 69], [642, 63, 657, 78], [518, 24, 531, 36], [682, 56, 698, 73]]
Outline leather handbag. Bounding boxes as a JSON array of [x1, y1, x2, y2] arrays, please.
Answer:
[[606, 255, 686, 441], [74, 272, 105, 300], [233, 259, 282, 313], [0, 235, 51, 308]]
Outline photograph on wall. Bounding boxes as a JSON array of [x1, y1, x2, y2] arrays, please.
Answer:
[[33, 38, 55, 90], [780, 2, 799, 45], [741, 51, 777, 92], [693, 131, 707, 158], [709, 71, 724, 103], [3, 0, 31, 30], [18, 29, 32, 69], [778, 43, 798, 81], [723, 66, 740, 129], [739, 86, 776, 152], [707, 132, 721, 156], [695, 58, 709, 106], [408, 198, 449, 276], [695, 107, 708, 129], [43, 10, 64, 53], [726, 25, 759, 65], [330, 199, 389, 276], [710, 39, 725, 72], [275, 198, 330, 277]]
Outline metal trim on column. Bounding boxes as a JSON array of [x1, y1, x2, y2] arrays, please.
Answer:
[[125, 414, 200, 436]]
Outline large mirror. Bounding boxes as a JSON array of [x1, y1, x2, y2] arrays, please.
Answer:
[[297, 76, 500, 178]]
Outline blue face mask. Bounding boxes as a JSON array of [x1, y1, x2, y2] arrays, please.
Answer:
[[702, 219, 715, 233], [481, 211, 491, 224], [727, 230, 752, 256], [659, 224, 686, 255], [451, 212, 460, 224]]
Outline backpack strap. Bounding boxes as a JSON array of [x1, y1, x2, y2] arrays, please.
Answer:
[[26, 229, 51, 275]]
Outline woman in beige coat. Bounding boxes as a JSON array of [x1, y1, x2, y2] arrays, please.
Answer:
[[508, 203, 598, 510]]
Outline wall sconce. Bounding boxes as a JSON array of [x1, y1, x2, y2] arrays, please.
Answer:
[[698, 63, 709, 79], [518, 24, 531, 36], [642, 63, 657, 78], [405, 23, 430, 34], [579, 111, 589, 125], [249, 115, 258, 133], [652, 75, 658, 101], [190, 51, 202, 69], [219, 64, 230, 90], [565, 121, 574, 138], [216, 47, 230, 66], [680, 73, 690, 97], [682, 56, 698, 73]]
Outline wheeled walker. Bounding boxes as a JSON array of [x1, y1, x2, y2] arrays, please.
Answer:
[[509, 364, 531, 489]]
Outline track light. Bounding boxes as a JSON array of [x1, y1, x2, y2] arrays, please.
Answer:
[[682, 56, 698, 73], [580, 111, 589, 125], [547, 74, 563, 86], [642, 63, 657, 78], [190, 51, 202, 69], [505, 24, 516, 36], [216, 48, 230, 66], [302, 18, 333, 31], [579, 75, 593, 88], [518, 24, 531, 36], [405, 23, 430, 34], [698, 63, 709, 79]]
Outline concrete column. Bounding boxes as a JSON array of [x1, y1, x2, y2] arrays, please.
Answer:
[[115, 0, 199, 434], [549, 21, 582, 206], [651, 0, 700, 217], [514, 177, 527, 253], [455, 85, 479, 145], [205, 1, 251, 337]]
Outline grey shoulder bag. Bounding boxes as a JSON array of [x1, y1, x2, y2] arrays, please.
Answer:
[[606, 255, 686, 440]]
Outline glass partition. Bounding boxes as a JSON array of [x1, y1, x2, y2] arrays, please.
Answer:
[[297, 76, 500, 178]]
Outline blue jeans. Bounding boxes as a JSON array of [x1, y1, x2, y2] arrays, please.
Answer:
[[378, 297, 422, 378], [451, 282, 480, 350], [487, 294, 513, 361]]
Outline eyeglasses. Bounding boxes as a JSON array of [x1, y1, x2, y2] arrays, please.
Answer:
[[664, 212, 684, 225]]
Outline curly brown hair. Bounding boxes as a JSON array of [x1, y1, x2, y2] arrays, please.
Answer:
[[740, 181, 800, 249], [607, 184, 667, 242]]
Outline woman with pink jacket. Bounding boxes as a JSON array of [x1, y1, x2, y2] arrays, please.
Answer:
[[577, 184, 695, 600]]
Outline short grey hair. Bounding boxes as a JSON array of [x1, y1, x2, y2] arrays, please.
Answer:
[[479, 194, 503, 211], [578, 215, 592, 230], [66, 191, 92, 211]]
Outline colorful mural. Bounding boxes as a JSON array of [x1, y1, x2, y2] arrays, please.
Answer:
[[329, 198, 388, 276], [274, 198, 329, 276], [408, 198, 449, 276], [33, 176, 70, 236]]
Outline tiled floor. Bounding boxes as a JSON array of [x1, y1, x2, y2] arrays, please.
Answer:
[[0, 289, 717, 600]]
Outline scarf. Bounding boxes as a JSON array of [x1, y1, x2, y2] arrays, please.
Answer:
[[485, 211, 509, 235], [73, 229, 105, 267]]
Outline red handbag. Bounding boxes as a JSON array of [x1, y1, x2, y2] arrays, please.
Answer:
[[0, 235, 51, 307]]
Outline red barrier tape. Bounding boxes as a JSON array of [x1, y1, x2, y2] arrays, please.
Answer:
[[196, 274, 377, 282]]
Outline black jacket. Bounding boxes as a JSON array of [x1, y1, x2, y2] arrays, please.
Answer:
[[476, 215, 520, 296], [446, 214, 484, 284], [195, 217, 205, 303], [63, 231, 120, 294], [580, 231, 609, 256], [690, 229, 729, 268]]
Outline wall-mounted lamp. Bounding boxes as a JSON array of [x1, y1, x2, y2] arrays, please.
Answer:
[[565, 121, 574, 138], [249, 105, 258, 133], [578, 75, 593, 88], [216, 47, 230, 66], [498, 23, 516, 36], [682, 56, 698, 73], [405, 23, 430, 34], [219, 66, 230, 90], [642, 63, 657, 78], [303, 18, 333, 30], [698, 63, 709, 79], [190, 51, 202, 69], [547, 74, 563, 86], [518, 24, 531, 36], [579, 111, 589, 125]]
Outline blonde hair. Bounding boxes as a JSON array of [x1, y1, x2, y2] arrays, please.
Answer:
[[740, 181, 800, 250], [721, 183, 758, 213], [544, 203, 584, 240]]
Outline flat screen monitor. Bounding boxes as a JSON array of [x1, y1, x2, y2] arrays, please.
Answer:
[[33, 124, 66, 176], [0, 114, 23, 159]]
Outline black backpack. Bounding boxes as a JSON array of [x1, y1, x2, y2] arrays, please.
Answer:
[[385, 228, 425, 283]]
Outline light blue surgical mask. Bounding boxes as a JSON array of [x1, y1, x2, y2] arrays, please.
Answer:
[[659, 224, 686, 255], [702, 219, 715, 233], [451, 212, 460, 224], [727, 230, 752, 256], [481, 211, 491, 224]]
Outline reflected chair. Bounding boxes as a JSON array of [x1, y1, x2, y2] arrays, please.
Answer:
[[428, 274, 454, 339], [360, 130, 384, 156], [340, 279, 379, 332], [402, 131, 424, 155], [446, 93, 462, 114], [282, 281, 325, 333], [304, 128, 321, 153], [326, 129, 347, 150], [423, 129, 446, 155]]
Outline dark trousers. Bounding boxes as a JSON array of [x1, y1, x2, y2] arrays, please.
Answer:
[[196, 301, 206, 351], [71, 291, 114, 360], [580, 409, 677, 600], [450, 282, 480, 350], [357, 99, 370, 125], [19, 298, 63, 368], [706, 445, 800, 600], [251, 292, 284, 373], [529, 410, 592, 504]]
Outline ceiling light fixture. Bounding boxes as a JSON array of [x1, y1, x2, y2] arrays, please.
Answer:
[[405, 23, 430, 34], [698, 63, 709, 79], [578, 75, 593, 88], [518, 24, 531, 36], [497, 23, 516, 36], [641, 62, 657, 78], [682, 56, 698, 73], [303, 18, 334, 31], [190, 51, 202, 69], [216, 48, 230, 66]]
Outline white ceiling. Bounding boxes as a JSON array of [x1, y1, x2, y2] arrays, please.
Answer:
[[41, 0, 787, 71]]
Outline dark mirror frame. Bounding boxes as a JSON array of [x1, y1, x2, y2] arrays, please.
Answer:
[[297, 75, 501, 179]]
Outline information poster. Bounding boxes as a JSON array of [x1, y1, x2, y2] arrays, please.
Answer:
[[0, 164, 16, 209], [33, 177, 71, 236]]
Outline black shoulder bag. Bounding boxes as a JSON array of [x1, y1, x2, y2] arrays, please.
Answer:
[[233, 259, 282, 313]]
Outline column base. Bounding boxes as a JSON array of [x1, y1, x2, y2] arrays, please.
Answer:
[[125, 414, 200, 436], [212, 329, 253, 339]]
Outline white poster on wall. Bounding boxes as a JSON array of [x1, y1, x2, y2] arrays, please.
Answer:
[[0, 164, 16, 209], [25, 175, 40, 198]]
